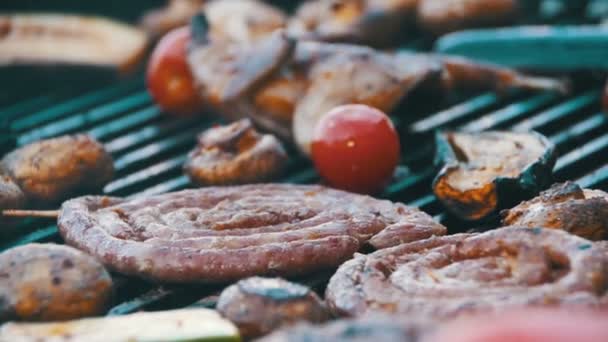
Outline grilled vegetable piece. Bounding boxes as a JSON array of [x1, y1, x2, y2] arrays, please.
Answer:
[[0, 243, 112, 322], [417, 0, 518, 35], [288, 0, 416, 47], [0, 308, 239, 342], [141, 0, 205, 40], [189, 27, 566, 154], [217, 277, 330, 339], [204, 0, 287, 44], [1, 134, 114, 206], [502, 182, 608, 241], [185, 119, 287, 186], [0, 14, 148, 73], [0, 173, 26, 229], [433, 131, 556, 221]]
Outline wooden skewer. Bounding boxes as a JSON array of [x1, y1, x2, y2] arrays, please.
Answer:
[[2, 209, 59, 219]]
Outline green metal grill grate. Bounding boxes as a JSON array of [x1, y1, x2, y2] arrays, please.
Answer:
[[1, 0, 607, 318]]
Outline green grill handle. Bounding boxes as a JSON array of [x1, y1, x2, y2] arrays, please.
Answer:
[[435, 26, 608, 71]]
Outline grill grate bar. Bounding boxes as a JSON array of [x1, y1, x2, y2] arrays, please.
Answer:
[[104, 155, 187, 196], [88, 106, 161, 141], [459, 93, 561, 132], [512, 91, 600, 132], [550, 113, 607, 147], [105, 116, 206, 154], [112, 127, 203, 172], [11, 79, 143, 132], [410, 92, 498, 132], [18, 91, 151, 145]]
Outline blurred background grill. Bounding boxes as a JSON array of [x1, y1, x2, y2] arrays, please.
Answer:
[[1, 0, 607, 316]]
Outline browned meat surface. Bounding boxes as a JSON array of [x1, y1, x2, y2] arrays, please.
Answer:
[[188, 30, 566, 154], [141, 0, 205, 39], [58, 184, 446, 283], [325, 226, 608, 319], [217, 277, 330, 339], [417, 0, 518, 35], [185, 119, 287, 186], [0, 243, 113, 322], [502, 182, 608, 241], [1, 135, 114, 206], [258, 314, 433, 342], [0, 172, 26, 229]]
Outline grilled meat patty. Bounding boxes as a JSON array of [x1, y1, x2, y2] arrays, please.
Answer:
[[0, 243, 113, 322], [184, 119, 287, 186], [58, 184, 446, 283], [326, 226, 608, 319], [502, 182, 608, 241], [1, 134, 114, 206], [217, 277, 330, 339]]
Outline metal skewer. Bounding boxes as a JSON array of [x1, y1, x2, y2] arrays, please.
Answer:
[[2, 210, 59, 219]]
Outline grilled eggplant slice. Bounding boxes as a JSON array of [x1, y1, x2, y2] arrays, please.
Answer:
[[502, 182, 608, 241], [0, 308, 239, 342], [0, 14, 148, 73], [1, 134, 114, 206], [433, 131, 556, 221], [0, 243, 112, 322]]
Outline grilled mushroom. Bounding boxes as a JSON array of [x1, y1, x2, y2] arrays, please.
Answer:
[[0, 243, 113, 321], [288, 0, 416, 47], [204, 0, 287, 44], [0, 14, 148, 73], [502, 182, 608, 241], [141, 0, 205, 40], [433, 131, 556, 221], [188, 27, 566, 155], [417, 0, 519, 35], [0, 173, 26, 229], [1, 134, 114, 206], [185, 119, 287, 186], [217, 277, 330, 339]]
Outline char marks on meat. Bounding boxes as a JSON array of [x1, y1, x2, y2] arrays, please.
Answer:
[[326, 226, 608, 319], [58, 184, 446, 283], [502, 182, 608, 241]]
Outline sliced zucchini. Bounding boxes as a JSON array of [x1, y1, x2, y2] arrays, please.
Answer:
[[0, 308, 240, 342], [433, 130, 556, 221], [0, 14, 148, 73]]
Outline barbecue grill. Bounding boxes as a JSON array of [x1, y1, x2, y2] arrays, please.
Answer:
[[1, 0, 607, 319]]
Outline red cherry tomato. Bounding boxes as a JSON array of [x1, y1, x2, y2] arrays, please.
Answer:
[[311, 104, 400, 194], [146, 26, 204, 116]]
